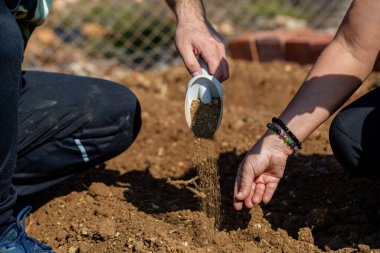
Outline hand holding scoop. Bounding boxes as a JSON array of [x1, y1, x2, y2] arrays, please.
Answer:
[[185, 58, 224, 136]]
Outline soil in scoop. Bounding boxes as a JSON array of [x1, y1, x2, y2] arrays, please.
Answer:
[[190, 99, 221, 139], [190, 99, 222, 228]]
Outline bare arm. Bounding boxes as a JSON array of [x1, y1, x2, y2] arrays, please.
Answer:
[[281, 0, 380, 140], [234, 0, 380, 210], [165, 0, 206, 20], [164, 0, 229, 81]]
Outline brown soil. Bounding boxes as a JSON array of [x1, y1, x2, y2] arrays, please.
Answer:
[[190, 99, 221, 138], [193, 138, 221, 229], [191, 99, 222, 228], [17, 60, 380, 253]]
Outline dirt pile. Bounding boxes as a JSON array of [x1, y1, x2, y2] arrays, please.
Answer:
[[190, 99, 222, 228], [18, 60, 380, 252]]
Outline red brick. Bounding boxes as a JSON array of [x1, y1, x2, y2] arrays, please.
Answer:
[[253, 29, 314, 62], [285, 35, 311, 64], [275, 28, 313, 42], [228, 34, 256, 61], [284, 31, 333, 65], [251, 31, 276, 61], [228, 31, 281, 61], [255, 35, 282, 62], [228, 28, 330, 65], [256, 29, 313, 62]]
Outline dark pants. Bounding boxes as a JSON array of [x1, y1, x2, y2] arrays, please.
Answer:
[[330, 87, 380, 179], [0, 2, 141, 227]]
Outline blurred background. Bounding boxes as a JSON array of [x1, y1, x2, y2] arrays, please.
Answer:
[[23, 0, 352, 77]]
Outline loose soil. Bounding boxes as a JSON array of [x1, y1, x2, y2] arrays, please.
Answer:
[[18, 59, 380, 253], [191, 99, 222, 228], [190, 99, 221, 138]]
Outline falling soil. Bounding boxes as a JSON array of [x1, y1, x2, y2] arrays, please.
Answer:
[[18, 54, 380, 252], [190, 99, 222, 227]]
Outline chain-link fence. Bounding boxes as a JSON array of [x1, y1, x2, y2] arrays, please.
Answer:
[[23, 0, 352, 73]]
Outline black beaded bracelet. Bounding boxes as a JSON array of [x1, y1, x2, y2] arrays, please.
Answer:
[[267, 123, 300, 152], [272, 117, 302, 150]]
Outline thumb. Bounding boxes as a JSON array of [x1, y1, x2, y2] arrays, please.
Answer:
[[235, 161, 255, 200], [176, 43, 201, 76]]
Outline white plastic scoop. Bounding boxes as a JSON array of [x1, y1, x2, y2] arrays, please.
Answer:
[[185, 58, 224, 131]]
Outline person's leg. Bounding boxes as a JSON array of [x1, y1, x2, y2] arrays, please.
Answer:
[[329, 87, 380, 178], [0, 1, 24, 229], [14, 71, 141, 195]]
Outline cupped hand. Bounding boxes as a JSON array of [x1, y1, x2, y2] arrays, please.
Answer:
[[234, 132, 293, 210], [175, 18, 229, 82]]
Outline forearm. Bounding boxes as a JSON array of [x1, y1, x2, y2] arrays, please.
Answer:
[[165, 0, 206, 23], [279, 39, 375, 142], [276, 0, 380, 142]]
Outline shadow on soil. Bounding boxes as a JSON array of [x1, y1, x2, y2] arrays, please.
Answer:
[[17, 151, 380, 250]]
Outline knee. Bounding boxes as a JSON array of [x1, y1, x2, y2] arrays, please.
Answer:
[[89, 91, 141, 158], [118, 96, 142, 145], [111, 86, 142, 143], [330, 113, 360, 174], [329, 110, 377, 178], [131, 99, 142, 141]]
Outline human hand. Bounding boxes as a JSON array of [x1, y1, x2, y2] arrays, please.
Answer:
[[233, 132, 293, 210], [175, 18, 229, 82]]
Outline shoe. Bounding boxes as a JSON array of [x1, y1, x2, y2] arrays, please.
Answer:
[[0, 206, 54, 253]]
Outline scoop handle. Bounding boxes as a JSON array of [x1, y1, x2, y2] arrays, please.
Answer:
[[199, 57, 210, 76], [198, 84, 212, 104]]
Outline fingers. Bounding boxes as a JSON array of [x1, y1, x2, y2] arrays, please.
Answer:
[[233, 196, 243, 211], [175, 20, 229, 82], [233, 154, 283, 210], [234, 159, 256, 211], [176, 42, 202, 77], [262, 182, 278, 204], [252, 183, 265, 204], [236, 180, 278, 210], [232, 133, 289, 210], [233, 167, 244, 210], [235, 162, 254, 201], [244, 183, 256, 209], [202, 46, 229, 82], [234, 164, 255, 210], [234, 182, 256, 210]]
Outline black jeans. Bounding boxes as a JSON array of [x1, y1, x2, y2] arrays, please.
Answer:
[[330, 87, 380, 179], [0, 2, 141, 227]]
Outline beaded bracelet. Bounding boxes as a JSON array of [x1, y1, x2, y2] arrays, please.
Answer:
[[267, 123, 300, 152], [272, 117, 302, 150]]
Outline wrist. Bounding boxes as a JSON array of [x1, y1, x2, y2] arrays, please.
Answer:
[[175, 1, 206, 25], [176, 13, 205, 27], [263, 130, 295, 157]]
